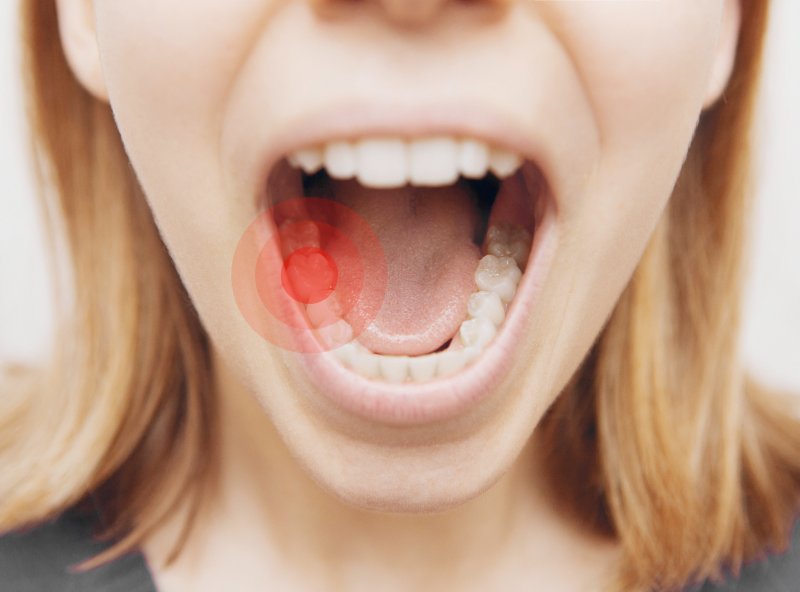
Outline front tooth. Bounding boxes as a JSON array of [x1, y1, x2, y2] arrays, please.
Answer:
[[475, 255, 522, 303], [489, 148, 523, 178], [380, 355, 409, 383], [291, 147, 324, 175], [458, 139, 490, 179], [351, 348, 381, 379], [355, 138, 408, 188], [436, 351, 467, 378], [467, 291, 505, 326], [409, 137, 459, 186], [408, 354, 438, 382], [323, 141, 357, 179]]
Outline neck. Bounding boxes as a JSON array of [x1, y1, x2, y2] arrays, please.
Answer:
[[143, 348, 622, 591]]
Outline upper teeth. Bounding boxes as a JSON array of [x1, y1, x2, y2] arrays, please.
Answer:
[[288, 136, 523, 189]]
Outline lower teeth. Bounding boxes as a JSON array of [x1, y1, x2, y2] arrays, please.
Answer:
[[316, 223, 531, 383]]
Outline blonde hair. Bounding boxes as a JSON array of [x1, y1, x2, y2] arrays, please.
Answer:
[[2, 1, 798, 589]]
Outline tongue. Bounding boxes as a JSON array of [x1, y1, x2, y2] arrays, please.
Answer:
[[309, 177, 482, 355]]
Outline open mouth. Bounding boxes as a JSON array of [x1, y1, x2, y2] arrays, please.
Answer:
[[262, 133, 553, 390]]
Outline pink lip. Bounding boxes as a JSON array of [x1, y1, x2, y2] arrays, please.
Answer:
[[251, 104, 562, 425]]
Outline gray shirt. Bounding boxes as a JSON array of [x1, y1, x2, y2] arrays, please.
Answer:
[[1, 504, 798, 591]]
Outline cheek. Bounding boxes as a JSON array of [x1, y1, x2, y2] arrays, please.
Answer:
[[541, 2, 725, 243], [93, 1, 271, 216], [90, 3, 284, 345], [545, 2, 723, 156], [93, 1, 279, 304], [517, 5, 725, 385], [96, 0, 272, 106]]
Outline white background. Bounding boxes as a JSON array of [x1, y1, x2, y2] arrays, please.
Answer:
[[1, 3, 798, 392]]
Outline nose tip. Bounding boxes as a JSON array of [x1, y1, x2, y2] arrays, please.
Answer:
[[311, 0, 508, 27]]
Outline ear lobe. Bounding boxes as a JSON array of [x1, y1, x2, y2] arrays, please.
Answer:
[[55, 0, 109, 102], [703, 0, 742, 109]]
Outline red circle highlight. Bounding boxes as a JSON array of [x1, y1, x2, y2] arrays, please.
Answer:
[[231, 197, 387, 353], [281, 247, 338, 305], [254, 219, 364, 330]]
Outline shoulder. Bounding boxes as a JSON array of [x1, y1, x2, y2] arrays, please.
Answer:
[[695, 519, 800, 592], [0, 504, 155, 592]]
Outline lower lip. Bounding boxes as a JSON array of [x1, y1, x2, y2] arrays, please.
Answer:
[[295, 197, 559, 426]]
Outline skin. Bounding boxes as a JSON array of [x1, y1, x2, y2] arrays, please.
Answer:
[[57, 1, 741, 590]]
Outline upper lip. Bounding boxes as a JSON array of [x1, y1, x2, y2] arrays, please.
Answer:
[[249, 101, 562, 213]]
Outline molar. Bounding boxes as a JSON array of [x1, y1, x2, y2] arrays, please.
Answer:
[[467, 291, 505, 326], [486, 225, 532, 268], [459, 317, 497, 349], [475, 255, 522, 303]]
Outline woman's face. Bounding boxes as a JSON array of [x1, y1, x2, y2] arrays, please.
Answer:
[[62, 1, 737, 509]]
